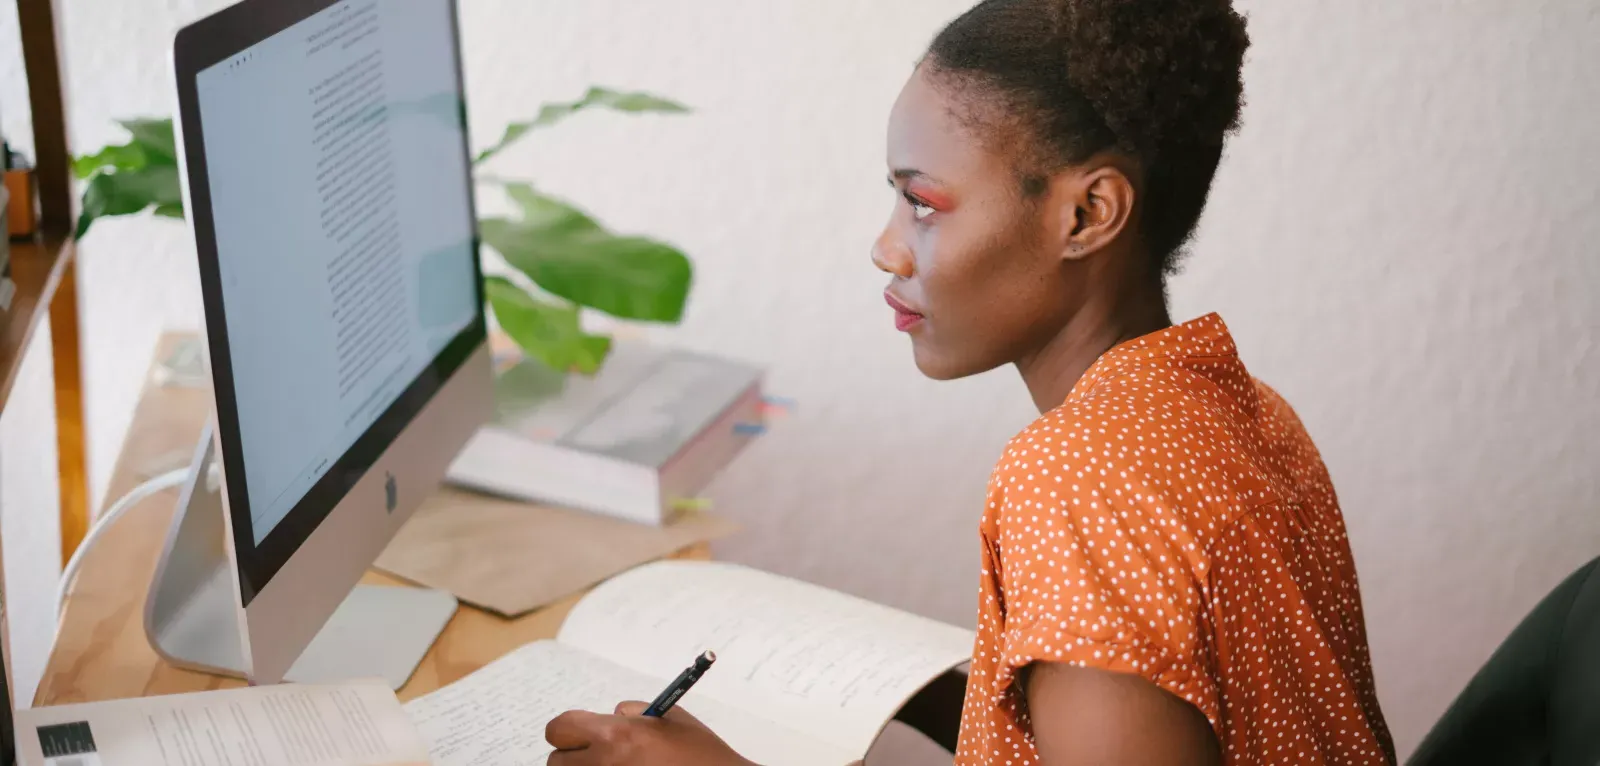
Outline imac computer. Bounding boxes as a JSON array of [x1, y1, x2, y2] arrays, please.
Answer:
[[147, 0, 492, 688]]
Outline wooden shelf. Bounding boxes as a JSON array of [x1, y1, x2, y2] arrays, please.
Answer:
[[0, 235, 74, 413], [9, 0, 94, 572]]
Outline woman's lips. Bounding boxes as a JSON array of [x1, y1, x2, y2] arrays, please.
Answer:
[[885, 290, 924, 332]]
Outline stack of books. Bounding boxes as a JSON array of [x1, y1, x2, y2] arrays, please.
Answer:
[[445, 338, 767, 526]]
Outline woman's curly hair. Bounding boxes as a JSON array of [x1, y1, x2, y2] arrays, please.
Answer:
[[928, 0, 1250, 276]]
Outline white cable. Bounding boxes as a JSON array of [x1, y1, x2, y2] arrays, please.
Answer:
[[57, 468, 192, 612]]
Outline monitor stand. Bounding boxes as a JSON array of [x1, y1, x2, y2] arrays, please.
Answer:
[[143, 423, 458, 690]]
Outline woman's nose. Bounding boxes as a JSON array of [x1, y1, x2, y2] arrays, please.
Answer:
[[872, 233, 915, 278]]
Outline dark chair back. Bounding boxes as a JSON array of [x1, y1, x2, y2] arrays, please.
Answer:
[[1408, 555, 1600, 766]]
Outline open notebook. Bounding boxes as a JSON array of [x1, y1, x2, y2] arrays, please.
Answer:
[[403, 560, 975, 766]]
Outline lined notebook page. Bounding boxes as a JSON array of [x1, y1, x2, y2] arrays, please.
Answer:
[[556, 561, 975, 754], [402, 640, 846, 766]]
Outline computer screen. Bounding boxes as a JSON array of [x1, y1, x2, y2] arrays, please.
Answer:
[[193, 0, 479, 545]]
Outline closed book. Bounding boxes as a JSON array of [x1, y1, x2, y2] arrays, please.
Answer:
[[445, 340, 764, 525]]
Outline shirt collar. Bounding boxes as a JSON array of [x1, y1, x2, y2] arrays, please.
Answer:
[[1068, 312, 1240, 401]]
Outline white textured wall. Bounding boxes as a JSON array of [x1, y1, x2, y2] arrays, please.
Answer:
[[0, 322, 61, 710], [2, 0, 1597, 758]]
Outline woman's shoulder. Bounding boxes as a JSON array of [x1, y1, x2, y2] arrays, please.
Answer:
[[995, 369, 1238, 479], [984, 372, 1277, 549]]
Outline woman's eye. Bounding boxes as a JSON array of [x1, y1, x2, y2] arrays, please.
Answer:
[[904, 193, 935, 221]]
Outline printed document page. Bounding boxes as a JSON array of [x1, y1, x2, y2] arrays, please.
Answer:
[[14, 680, 428, 766]]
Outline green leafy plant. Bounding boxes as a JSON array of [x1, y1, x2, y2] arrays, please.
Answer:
[[72, 87, 693, 374]]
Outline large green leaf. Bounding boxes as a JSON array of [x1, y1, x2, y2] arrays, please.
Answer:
[[473, 86, 689, 165], [117, 118, 177, 164], [480, 186, 691, 322], [484, 276, 613, 374], [72, 142, 149, 180], [72, 117, 184, 237], [75, 164, 184, 239], [498, 183, 601, 235], [73, 118, 177, 179]]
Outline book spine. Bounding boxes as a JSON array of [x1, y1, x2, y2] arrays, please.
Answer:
[[657, 379, 765, 519]]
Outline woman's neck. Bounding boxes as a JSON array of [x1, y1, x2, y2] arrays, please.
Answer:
[[1015, 279, 1172, 414]]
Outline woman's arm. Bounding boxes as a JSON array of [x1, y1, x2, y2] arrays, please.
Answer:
[[1025, 662, 1222, 765]]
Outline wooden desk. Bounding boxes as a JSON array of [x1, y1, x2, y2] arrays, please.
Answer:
[[35, 334, 708, 706]]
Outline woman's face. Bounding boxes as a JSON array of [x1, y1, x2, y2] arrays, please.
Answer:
[[874, 67, 1082, 380]]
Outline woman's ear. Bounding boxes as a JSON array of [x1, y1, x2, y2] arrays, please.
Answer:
[[1053, 160, 1137, 261]]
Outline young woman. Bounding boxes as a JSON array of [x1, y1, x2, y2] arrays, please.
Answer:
[[543, 0, 1397, 763]]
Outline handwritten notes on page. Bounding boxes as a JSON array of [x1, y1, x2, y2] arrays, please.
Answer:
[[555, 560, 975, 753], [402, 641, 848, 766]]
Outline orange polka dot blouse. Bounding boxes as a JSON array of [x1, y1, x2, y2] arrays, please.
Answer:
[[954, 314, 1396, 765]]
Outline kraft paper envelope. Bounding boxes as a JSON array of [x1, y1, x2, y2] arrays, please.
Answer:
[[374, 487, 739, 617]]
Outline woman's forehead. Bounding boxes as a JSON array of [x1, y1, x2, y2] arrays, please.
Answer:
[[888, 67, 1031, 189]]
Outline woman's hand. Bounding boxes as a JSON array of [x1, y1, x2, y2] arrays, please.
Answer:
[[545, 701, 756, 766]]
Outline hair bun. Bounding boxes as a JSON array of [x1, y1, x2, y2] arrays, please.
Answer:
[[1059, 0, 1248, 159]]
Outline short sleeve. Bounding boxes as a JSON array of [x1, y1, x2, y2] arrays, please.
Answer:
[[989, 473, 1223, 735]]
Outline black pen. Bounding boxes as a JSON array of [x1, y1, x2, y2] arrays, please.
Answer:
[[642, 650, 717, 717]]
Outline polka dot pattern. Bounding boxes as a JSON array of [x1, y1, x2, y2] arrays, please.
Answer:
[[953, 314, 1396, 765]]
